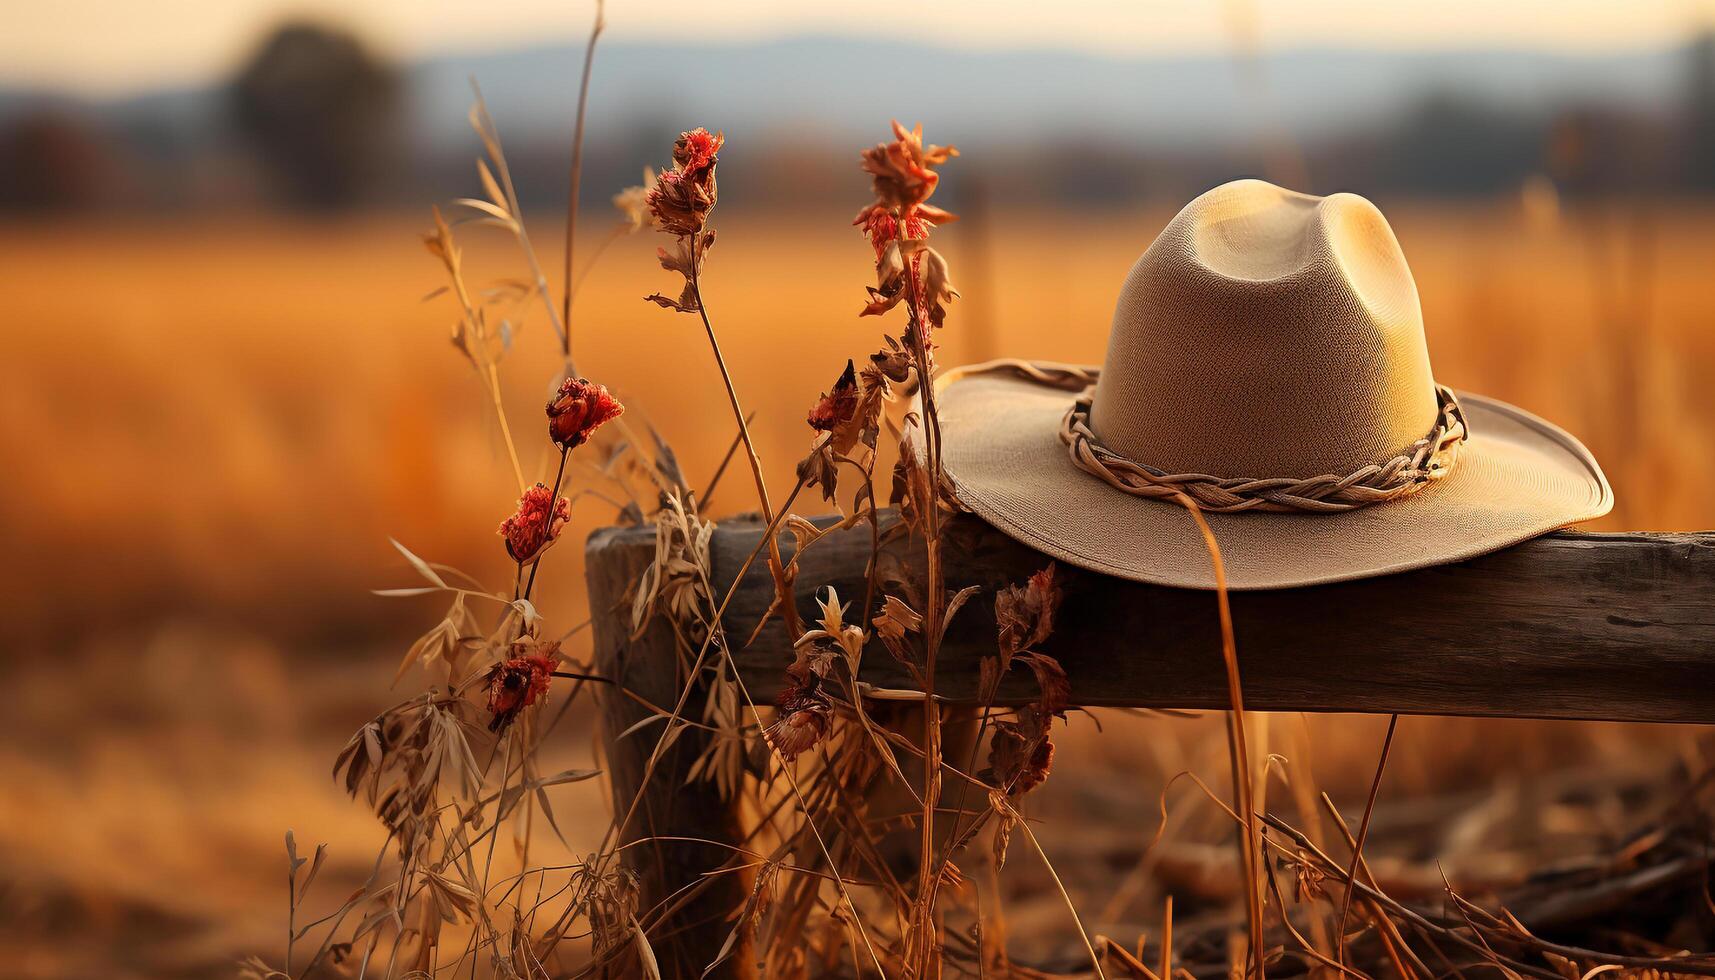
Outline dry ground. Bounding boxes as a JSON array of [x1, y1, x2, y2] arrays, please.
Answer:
[[2, 198, 1712, 975]]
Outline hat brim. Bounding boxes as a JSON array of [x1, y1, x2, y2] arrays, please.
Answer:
[[921, 363, 1613, 590]]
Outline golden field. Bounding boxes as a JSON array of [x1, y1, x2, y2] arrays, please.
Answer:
[[3, 199, 1713, 976]]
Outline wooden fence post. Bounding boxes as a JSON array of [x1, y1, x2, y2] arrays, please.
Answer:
[[585, 508, 1715, 972], [586, 526, 754, 979]]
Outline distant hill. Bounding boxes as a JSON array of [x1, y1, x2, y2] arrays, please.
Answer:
[[0, 35, 1701, 209], [402, 37, 1682, 150]]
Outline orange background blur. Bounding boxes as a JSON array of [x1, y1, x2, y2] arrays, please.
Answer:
[[4, 3, 1715, 976]]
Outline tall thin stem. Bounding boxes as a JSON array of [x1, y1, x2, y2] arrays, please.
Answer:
[[1337, 713, 1399, 966], [559, 0, 606, 370], [523, 446, 571, 603], [900, 216, 949, 975], [687, 248, 803, 639], [1176, 493, 1265, 977]]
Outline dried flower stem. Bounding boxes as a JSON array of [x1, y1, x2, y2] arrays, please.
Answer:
[[904, 222, 952, 972], [699, 411, 756, 510], [487, 370, 527, 494], [688, 257, 803, 638], [522, 446, 571, 602], [1010, 800, 1109, 979]]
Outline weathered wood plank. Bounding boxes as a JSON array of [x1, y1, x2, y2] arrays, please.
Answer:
[[586, 525, 753, 978], [590, 510, 1715, 725]]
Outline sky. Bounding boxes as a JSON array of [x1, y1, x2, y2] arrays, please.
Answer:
[[9, 0, 1715, 96]]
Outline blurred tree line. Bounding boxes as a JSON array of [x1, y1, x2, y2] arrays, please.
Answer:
[[229, 22, 399, 208], [2, 22, 1714, 213]]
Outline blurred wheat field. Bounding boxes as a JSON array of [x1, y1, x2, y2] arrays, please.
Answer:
[[3, 198, 1713, 976]]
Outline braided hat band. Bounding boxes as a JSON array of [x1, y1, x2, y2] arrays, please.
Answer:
[[1057, 378, 1469, 515]]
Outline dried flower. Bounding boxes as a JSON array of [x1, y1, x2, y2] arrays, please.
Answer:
[[644, 129, 725, 313], [794, 447, 840, 506], [645, 232, 714, 314], [484, 649, 558, 733], [807, 360, 860, 433], [857, 209, 928, 260], [915, 244, 959, 330], [797, 360, 892, 505], [857, 120, 957, 216], [853, 123, 960, 330], [874, 595, 923, 646], [674, 127, 723, 176], [498, 483, 570, 564], [645, 128, 723, 238], [798, 586, 866, 670], [1018, 652, 1071, 718], [547, 377, 624, 450], [766, 661, 831, 762], [981, 707, 1054, 797], [984, 564, 1069, 712]]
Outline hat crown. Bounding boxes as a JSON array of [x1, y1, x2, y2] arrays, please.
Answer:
[[1089, 179, 1439, 479]]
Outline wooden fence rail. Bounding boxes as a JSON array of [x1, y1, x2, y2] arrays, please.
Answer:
[[585, 508, 1715, 975]]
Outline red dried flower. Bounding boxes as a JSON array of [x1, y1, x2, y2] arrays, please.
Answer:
[[673, 128, 724, 177], [547, 377, 624, 450], [856, 209, 929, 260], [853, 124, 959, 329], [484, 650, 557, 733], [645, 128, 724, 238], [498, 483, 569, 564], [858, 120, 957, 216], [807, 360, 859, 433]]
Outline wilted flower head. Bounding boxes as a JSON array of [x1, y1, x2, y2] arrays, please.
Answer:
[[858, 120, 957, 216], [547, 377, 624, 450], [673, 128, 723, 176], [853, 122, 960, 330], [499, 483, 570, 564], [645, 128, 724, 238], [983, 709, 1055, 796], [484, 647, 558, 733], [807, 360, 859, 433], [765, 662, 831, 762]]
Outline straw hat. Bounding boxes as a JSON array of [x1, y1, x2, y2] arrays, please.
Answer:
[[925, 179, 1611, 589]]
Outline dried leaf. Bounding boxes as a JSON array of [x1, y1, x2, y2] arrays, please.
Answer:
[[1019, 652, 1071, 717], [874, 595, 922, 644], [633, 918, 662, 980], [390, 538, 449, 590], [995, 562, 1062, 663]]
